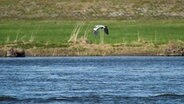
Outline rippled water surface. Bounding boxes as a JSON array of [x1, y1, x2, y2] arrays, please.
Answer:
[[0, 56, 184, 104]]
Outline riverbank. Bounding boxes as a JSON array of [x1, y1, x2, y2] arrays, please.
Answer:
[[1, 41, 183, 57], [0, 19, 184, 57], [0, 46, 163, 57]]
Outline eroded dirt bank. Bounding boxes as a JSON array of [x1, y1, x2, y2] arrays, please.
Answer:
[[1, 42, 184, 57]]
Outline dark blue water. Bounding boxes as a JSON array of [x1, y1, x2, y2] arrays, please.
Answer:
[[0, 56, 184, 104]]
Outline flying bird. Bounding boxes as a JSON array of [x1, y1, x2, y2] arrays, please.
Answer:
[[93, 25, 109, 35]]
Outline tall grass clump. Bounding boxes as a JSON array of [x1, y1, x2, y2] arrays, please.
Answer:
[[68, 22, 90, 45]]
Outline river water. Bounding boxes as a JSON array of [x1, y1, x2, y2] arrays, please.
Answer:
[[0, 56, 184, 104]]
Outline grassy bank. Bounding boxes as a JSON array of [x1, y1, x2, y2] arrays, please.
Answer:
[[0, 19, 184, 56], [0, 19, 184, 45]]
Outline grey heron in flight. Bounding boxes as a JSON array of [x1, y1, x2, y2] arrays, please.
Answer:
[[93, 25, 109, 35]]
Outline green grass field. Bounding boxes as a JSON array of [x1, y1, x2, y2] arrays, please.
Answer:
[[0, 19, 184, 47]]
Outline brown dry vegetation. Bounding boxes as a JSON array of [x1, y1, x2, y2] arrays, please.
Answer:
[[0, 0, 184, 19], [1, 40, 183, 57]]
